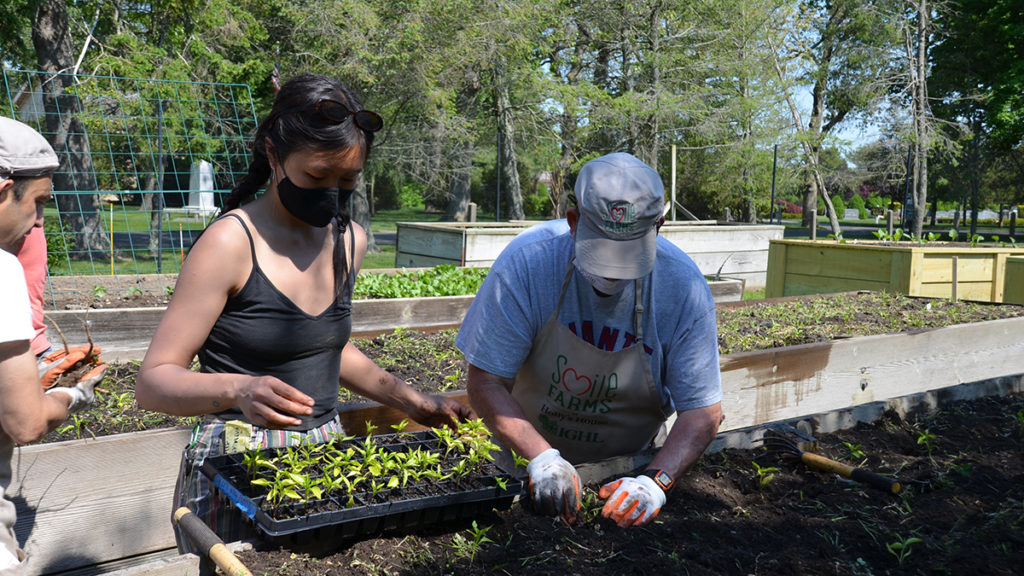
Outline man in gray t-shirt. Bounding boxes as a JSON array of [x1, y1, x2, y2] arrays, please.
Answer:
[[456, 153, 723, 528]]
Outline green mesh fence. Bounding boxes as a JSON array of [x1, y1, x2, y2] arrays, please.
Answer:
[[1, 69, 257, 308]]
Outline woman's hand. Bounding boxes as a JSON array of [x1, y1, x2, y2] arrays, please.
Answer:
[[408, 393, 476, 429], [235, 375, 315, 428]]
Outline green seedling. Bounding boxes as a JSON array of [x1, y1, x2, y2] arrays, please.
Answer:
[[916, 428, 937, 458], [885, 533, 923, 567], [125, 286, 143, 298], [449, 521, 493, 564], [842, 442, 866, 461], [752, 461, 778, 489], [92, 285, 107, 299]]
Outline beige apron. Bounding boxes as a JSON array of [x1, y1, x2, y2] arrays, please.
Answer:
[[512, 263, 669, 464]]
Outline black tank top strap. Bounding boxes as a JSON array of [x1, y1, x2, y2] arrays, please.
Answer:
[[219, 213, 257, 265]]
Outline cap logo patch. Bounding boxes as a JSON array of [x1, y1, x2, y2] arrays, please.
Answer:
[[604, 201, 635, 232]]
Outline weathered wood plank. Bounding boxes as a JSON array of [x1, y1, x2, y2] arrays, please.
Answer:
[[11, 428, 190, 574], [391, 224, 465, 262], [783, 243, 894, 282], [1004, 256, 1024, 304], [920, 253, 995, 283], [716, 316, 1024, 431], [781, 273, 890, 296]]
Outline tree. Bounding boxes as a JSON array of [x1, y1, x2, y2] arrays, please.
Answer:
[[31, 0, 109, 256], [770, 0, 901, 236]]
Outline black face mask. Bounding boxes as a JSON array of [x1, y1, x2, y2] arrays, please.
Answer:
[[276, 172, 353, 228]]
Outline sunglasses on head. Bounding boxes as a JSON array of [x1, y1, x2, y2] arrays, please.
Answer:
[[276, 99, 383, 133]]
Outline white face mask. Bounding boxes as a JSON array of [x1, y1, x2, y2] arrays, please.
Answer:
[[573, 258, 631, 295]]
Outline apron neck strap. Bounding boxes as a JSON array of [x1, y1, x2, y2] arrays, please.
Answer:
[[560, 259, 645, 343]]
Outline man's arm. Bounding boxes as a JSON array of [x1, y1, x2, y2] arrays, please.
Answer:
[[647, 402, 723, 479], [466, 364, 551, 460], [468, 364, 582, 522], [0, 340, 71, 444]]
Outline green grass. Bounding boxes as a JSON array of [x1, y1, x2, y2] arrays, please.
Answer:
[[367, 203, 444, 234]]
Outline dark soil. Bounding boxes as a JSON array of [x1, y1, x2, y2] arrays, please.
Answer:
[[232, 392, 1024, 576], [35, 291, 1024, 574]]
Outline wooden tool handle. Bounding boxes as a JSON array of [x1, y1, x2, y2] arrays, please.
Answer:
[[800, 453, 901, 494], [173, 507, 253, 576]]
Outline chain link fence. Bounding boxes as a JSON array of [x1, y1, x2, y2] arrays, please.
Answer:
[[2, 69, 257, 308]]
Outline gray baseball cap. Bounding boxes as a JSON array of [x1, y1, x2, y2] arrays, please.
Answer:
[[574, 152, 664, 280], [0, 116, 59, 177]]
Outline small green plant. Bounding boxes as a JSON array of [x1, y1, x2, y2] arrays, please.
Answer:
[[92, 285, 108, 299], [164, 285, 175, 297], [842, 442, 866, 461], [916, 428, 937, 458], [969, 233, 985, 247], [885, 533, 923, 567], [125, 286, 143, 298], [950, 462, 972, 477], [1012, 410, 1024, 437], [752, 461, 779, 488], [449, 521, 494, 564]]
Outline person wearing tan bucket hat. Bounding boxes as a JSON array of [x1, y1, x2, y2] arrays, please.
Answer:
[[457, 152, 723, 528], [0, 116, 106, 573]]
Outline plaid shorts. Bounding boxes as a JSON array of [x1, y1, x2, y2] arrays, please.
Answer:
[[173, 416, 345, 553]]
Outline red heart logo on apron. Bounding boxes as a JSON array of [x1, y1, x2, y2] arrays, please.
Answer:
[[561, 368, 593, 397], [609, 206, 625, 222]]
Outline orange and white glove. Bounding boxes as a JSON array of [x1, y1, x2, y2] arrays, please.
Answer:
[[526, 448, 581, 522], [44, 363, 106, 413], [599, 474, 666, 527], [38, 345, 103, 390]]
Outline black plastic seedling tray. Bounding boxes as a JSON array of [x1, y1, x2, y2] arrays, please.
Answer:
[[202, 429, 523, 541]]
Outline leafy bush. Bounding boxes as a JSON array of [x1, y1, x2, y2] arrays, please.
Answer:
[[847, 194, 869, 219], [44, 218, 74, 271], [831, 194, 846, 218], [781, 200, 802, 216]]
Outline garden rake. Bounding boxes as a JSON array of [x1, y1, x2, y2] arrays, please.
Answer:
[[758, 423, 902, 494]]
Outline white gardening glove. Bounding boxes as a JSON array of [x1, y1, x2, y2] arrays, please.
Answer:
[[599, 474, 666, 527], [526, 448, 581, 522], [45, 364, 107, 413]]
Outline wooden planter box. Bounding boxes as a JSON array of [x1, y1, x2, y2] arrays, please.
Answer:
[[766, 239, 1024, 302], [18, 307, 1024, 574], [396, 221, 784, 290], [1004, 255, 1024, 304], [45, 277, 745, 362]]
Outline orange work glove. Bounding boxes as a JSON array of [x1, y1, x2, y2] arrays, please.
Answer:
[[598, 475, 666, 527], [38, 345, 104, 390]]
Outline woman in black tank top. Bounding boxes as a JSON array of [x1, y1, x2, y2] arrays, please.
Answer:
[[135, 74, 474, 551]]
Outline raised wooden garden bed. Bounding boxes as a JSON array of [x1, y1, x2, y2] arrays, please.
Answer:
[[15, 303, 1024, 575], [1004, 255, 1024, 304], [396, 221, 783, 289], [765, 239, 1024, 302]]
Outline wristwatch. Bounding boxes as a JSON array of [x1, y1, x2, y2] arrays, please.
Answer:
[[641, 469, 675, 494]]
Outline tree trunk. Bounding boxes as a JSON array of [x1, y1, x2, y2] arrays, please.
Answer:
[[910, 0, 930, 237], [443, 81, 478, 221], [552, 40, 584, 218], [445, 139, 474, 222], [351, 175, 377, 253], [494, 59, 524, 221], [32, 0, 109, 257]]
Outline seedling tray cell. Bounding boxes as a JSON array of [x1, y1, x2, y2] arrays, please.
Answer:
[[202, 429, 522, 540]]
